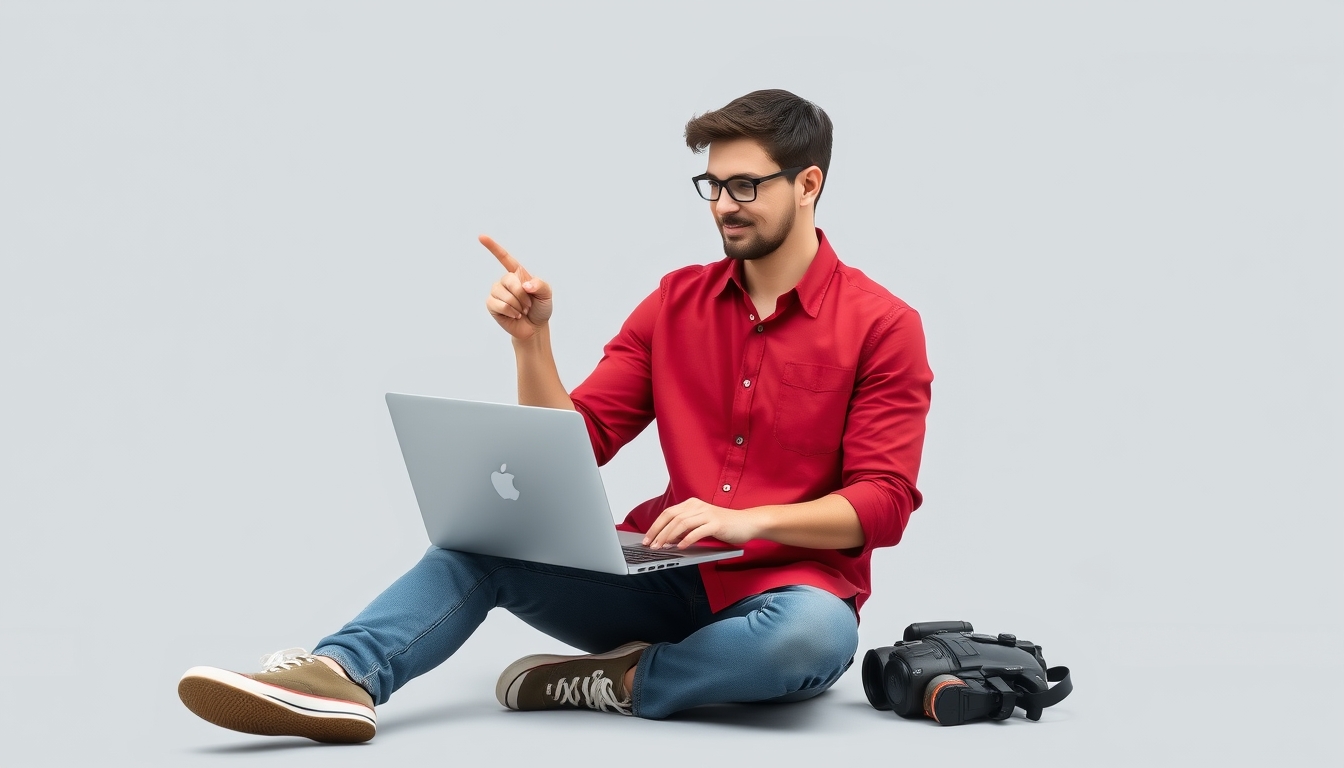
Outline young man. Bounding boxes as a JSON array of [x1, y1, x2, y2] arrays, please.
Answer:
[[178, 89, 933, 743]]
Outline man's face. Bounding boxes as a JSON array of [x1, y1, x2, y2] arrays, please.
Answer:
[[704, 139, 798, 261]]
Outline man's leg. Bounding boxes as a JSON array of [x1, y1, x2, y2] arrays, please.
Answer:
[[180, 546, 705, 740], [629, 585, 859, 720], [310, 546, 706, 705]]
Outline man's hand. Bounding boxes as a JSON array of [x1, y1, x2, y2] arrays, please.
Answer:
[[641, 498, 765, 550], [481, 234, 553, 341], [643, 495, 866, 551]]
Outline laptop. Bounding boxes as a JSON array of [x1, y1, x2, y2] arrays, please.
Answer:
[[385, 393, 744, 575]]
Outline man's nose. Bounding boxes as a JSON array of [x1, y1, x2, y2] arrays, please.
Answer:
[[713, 191, 741, 217]]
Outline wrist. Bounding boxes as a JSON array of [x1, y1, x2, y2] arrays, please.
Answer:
[[511, 324, 551, 352], [746, 505, 778, 542]]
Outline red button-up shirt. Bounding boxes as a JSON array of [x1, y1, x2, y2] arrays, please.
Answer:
[[569, 229, 932, 614]]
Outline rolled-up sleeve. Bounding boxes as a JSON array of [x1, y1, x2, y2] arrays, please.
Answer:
[[832, 305, 933, 554], [568, 284, 662, 466]]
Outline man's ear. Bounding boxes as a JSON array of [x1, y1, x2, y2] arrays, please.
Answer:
[[798, 166, 824, 208]]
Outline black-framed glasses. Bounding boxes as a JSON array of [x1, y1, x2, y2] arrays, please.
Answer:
[[691, 167, 804, 202]]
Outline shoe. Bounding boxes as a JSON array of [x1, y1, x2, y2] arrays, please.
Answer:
[[496, 641, 650, 715], [178, 648, 376, 743]]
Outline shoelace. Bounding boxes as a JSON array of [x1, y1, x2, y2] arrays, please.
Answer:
[[552, 669, 631, 715], [259, 647, 318, 672]]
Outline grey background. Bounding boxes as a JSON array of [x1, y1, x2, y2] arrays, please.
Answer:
[[1, 1, 1339, 765]]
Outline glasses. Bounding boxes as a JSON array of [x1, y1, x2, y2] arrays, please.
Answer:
[[691, 167, 803, 202]]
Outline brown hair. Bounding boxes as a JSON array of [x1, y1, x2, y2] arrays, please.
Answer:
[[684, 89, 833, 205]]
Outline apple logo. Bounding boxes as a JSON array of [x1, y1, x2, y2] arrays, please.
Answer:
[[491, 464, 520, 501]]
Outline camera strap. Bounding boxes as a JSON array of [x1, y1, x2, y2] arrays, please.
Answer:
[[1017, 666, 1072, 721]]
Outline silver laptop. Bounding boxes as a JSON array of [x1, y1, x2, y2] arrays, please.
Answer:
[[385, 393, 744, 575]]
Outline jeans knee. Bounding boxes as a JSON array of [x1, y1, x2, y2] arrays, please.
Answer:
[[424, 545, 474, 566], [757, 592, 858, 678], [422, 546, 496, 577]]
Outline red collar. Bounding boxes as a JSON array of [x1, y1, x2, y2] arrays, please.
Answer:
[[711, 228, 838, 319]]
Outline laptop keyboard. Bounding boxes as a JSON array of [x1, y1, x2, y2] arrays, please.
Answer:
[[622, 546, 684, 564]]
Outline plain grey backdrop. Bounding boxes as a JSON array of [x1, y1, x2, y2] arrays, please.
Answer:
[[1, 1, 1339, 765]]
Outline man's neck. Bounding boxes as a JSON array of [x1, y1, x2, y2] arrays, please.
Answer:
[[741, 223, 820, 318]]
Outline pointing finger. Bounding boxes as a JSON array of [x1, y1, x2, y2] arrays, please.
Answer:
[[479, 234, 524, 274]]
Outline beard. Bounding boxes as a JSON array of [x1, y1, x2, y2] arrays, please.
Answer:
[[718, 207, 795, 261]]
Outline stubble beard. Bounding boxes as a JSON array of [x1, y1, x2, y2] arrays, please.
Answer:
[[719, 207, 795, 261]]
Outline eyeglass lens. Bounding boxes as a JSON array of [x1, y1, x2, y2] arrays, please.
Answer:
[[696, 177, 759, 202]]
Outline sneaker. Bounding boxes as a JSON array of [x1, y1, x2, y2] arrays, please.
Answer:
[[178, 648, 376, 743], [496, 641, 650, 715]]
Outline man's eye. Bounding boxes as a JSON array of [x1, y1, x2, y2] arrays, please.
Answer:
[[727, 179, 755, 197]]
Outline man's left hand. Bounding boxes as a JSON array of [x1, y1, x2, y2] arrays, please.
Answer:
[[642, 498, 763, 550]]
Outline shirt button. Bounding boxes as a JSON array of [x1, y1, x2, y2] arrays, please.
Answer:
[[742, 379, 752, 388], [756, 324, 764, 333], [722, 484, 732, 492], [734, 435, 744, 445], [748, 314, 756, 321]]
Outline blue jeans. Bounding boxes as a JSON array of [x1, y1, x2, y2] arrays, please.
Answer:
[[313, 547, 858, 719]]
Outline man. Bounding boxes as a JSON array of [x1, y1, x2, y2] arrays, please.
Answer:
[[178, 89, 933, 743]]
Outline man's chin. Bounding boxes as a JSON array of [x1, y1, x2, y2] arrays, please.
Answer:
[[720, 225, 777, 261], [723, 243, 768, 261]]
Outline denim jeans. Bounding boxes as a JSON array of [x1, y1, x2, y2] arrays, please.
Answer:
[[313, 547, 858, 719]]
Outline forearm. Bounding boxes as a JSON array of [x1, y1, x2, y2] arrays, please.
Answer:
[[512, 326, 575, 411], [752, 493, 865, 550]]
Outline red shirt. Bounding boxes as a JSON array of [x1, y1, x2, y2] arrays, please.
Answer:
[[569, 229, 932, 614]]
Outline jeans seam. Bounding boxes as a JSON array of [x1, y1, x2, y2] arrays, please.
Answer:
[[630, 642, 652, 716]]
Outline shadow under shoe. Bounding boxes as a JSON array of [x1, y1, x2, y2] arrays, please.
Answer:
[[179, 648, 376, 744]]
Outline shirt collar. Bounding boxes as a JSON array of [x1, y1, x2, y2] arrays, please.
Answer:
[[712, 228, 838, 319]]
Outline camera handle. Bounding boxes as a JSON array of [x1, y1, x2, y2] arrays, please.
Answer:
[[1018, 666, 1072, 721]]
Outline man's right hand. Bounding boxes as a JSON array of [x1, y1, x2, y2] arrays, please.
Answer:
[[481, 235, 554, 341]]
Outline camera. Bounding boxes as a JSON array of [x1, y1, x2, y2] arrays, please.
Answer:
[[862, 621, 1072, 725]]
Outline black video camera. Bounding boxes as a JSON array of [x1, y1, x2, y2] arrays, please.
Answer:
[[862, 621, 1073, 725]]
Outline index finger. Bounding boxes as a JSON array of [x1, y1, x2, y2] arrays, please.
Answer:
[[641, 505, 679, 546], [479, 234, 522, 274]]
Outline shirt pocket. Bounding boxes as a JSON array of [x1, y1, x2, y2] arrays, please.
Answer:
[[773, 362, 855, 456]]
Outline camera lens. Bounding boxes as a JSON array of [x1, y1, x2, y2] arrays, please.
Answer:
[[885, 654, 918, 716], [861, 648, 893, 710]]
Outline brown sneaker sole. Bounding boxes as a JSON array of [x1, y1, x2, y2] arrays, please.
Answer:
[[178, 667, 376, 744], [496, 641, 650, 710]]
